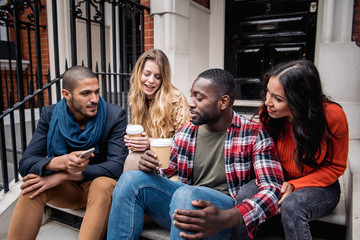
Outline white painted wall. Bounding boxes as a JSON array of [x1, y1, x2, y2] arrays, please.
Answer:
[[188, 1, 210, 95], [315, 0, 360, 140], [151, 0, 190, 98], [151, 0, 225, 99]]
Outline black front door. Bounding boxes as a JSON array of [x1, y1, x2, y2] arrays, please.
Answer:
[[225, 0, 318, 100]]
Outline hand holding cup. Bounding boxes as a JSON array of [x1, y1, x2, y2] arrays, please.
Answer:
[[125, 125, 149, 151], [139, 150, 161, 173], [150, 138, 172, 168]]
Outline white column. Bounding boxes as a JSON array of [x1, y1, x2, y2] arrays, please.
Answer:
[[46, 0, 72, 74], [316, 0, 360, 140], [150, 0, 190, 97], [209, 0, 225, 69], [322, 0, 335, 43], [47, 0, 73, 103]]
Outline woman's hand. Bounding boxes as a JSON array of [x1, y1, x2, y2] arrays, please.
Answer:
[[277, 182, 294, 214], [124, 132, 150, 152]]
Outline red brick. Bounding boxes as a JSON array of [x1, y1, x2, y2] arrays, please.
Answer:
[[353, 23, 360, 33], [192, 0, 210, 9], [354, 12, 360, 22], [355, 1, 360, 11], [141, 0, 150, 7], [353, 33, 360, 44]]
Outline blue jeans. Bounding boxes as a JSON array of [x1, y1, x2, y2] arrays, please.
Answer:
[[234, 179, 340, 240], [107, 171, 237, 240]]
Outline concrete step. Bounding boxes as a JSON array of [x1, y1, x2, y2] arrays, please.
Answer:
[[44, 204, 344, 240], [36, 220, 79, 240]]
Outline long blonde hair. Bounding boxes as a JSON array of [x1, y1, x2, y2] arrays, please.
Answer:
[[129, 49, 178, 138]]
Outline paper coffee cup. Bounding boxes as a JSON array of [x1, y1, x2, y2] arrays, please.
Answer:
[[126, 124, 144, 138], [150, 138, 172, 168]]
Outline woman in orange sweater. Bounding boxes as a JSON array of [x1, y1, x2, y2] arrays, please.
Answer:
[[258, 59, 348, 239]]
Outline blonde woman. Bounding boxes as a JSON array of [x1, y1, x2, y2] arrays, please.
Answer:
[[124, 49, 189, 171]]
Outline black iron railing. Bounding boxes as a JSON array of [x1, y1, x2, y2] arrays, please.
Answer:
[[0, 0, 149, 193]]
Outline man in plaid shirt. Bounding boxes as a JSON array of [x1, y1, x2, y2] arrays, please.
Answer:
[[107, 68, 284, 240]]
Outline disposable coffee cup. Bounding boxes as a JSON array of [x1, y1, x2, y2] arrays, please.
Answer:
[[150, 138, 172, 168], [126, 124, 144, 138]]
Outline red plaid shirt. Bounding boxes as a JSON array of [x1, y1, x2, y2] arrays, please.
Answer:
[[159, 112, 284, 238]]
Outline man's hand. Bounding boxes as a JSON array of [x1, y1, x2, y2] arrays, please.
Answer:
[[21, 171, 84, 199], [138, 150, 161, 173], [20, 173, 64, 199], [277, 182, 294, 214], [124, 132, 150, 152], [64, 151, 90, 174], [172, 199, 241, 239], [45, 151, 91, 174]]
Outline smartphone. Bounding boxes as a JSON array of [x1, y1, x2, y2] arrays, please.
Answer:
[[80, 147, 95, 158]]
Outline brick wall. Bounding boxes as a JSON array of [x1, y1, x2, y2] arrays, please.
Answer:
[[354, 0, 360, 47], [141, 0, 154, 51], [21, 0, 50, 106], [193, 0, 210, 9], [139, 0, 210, 52], [1, 0, 49, 109]]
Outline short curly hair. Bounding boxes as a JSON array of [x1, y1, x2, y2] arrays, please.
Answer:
[[198, 68, 235, 102]]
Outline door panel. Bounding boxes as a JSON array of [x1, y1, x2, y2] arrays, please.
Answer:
[[234, 45, 264, 99], [235, 45, 264, 79], [225, 0, 318, 101], [269, 43, 306, 67]]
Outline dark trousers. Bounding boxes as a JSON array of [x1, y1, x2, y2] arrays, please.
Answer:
[[232, 179, 340, 240]]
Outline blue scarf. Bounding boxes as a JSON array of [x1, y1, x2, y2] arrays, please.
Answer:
[[46, 97, 107, 157]]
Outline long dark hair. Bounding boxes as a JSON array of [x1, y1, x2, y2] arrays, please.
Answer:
[[259, 59, 336, 172]]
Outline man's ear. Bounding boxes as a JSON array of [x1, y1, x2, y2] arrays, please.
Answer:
[[62, 89, 71, 100], [220, 95, 230, 110]]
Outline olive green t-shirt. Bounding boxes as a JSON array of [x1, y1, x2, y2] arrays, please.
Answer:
[[193, 125, 230, 196]]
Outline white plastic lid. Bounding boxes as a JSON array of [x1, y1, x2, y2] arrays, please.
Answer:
[[126, 124, 144, 135], [150, 138, 172, 147]]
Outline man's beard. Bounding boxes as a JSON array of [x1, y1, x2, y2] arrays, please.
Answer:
[[72, 99, 98, 118], [190, 111, 219, 126]]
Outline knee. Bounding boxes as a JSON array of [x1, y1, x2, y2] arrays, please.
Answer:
[[90, 177, 117, 197], [18, 190, 46, 205], [123, 152, 142, 171], [170, 186, 200, 210], [236, 179, 258, 204], [281, 193, 307, 220], [112, 171, 148, 198], [173, 186, 201, 201]]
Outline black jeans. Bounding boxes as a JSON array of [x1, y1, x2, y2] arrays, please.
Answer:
[[232, 179, 340, 240], [280, 180, 340, 240], [232, 179, 259, 240]]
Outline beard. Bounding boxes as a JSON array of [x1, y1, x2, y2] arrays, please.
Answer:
[[190, 110, 219, 126], [71, 98, 98, 118]]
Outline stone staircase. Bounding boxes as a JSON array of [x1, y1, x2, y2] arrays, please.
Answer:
[[0, 179, 349, 240], [33, 204, 347, 240], [1, 139, 359, 239], [45, 204, 171, 240]]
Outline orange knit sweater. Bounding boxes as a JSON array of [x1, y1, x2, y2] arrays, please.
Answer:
[[276, 102, 349, 190]]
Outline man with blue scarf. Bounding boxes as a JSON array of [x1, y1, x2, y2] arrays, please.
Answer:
[[8, 66, 128, 240]]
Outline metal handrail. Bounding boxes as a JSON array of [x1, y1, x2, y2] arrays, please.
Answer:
[[0, 75, 63, 120], [0, 0, 149, 193]]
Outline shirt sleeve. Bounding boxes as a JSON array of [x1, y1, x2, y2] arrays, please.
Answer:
[[19, 106, 54, 176], [288, 104, 349, 190], [235, 128, 284, 239]]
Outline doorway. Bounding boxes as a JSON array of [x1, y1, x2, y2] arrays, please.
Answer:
[[225, 0, 318, 104]]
